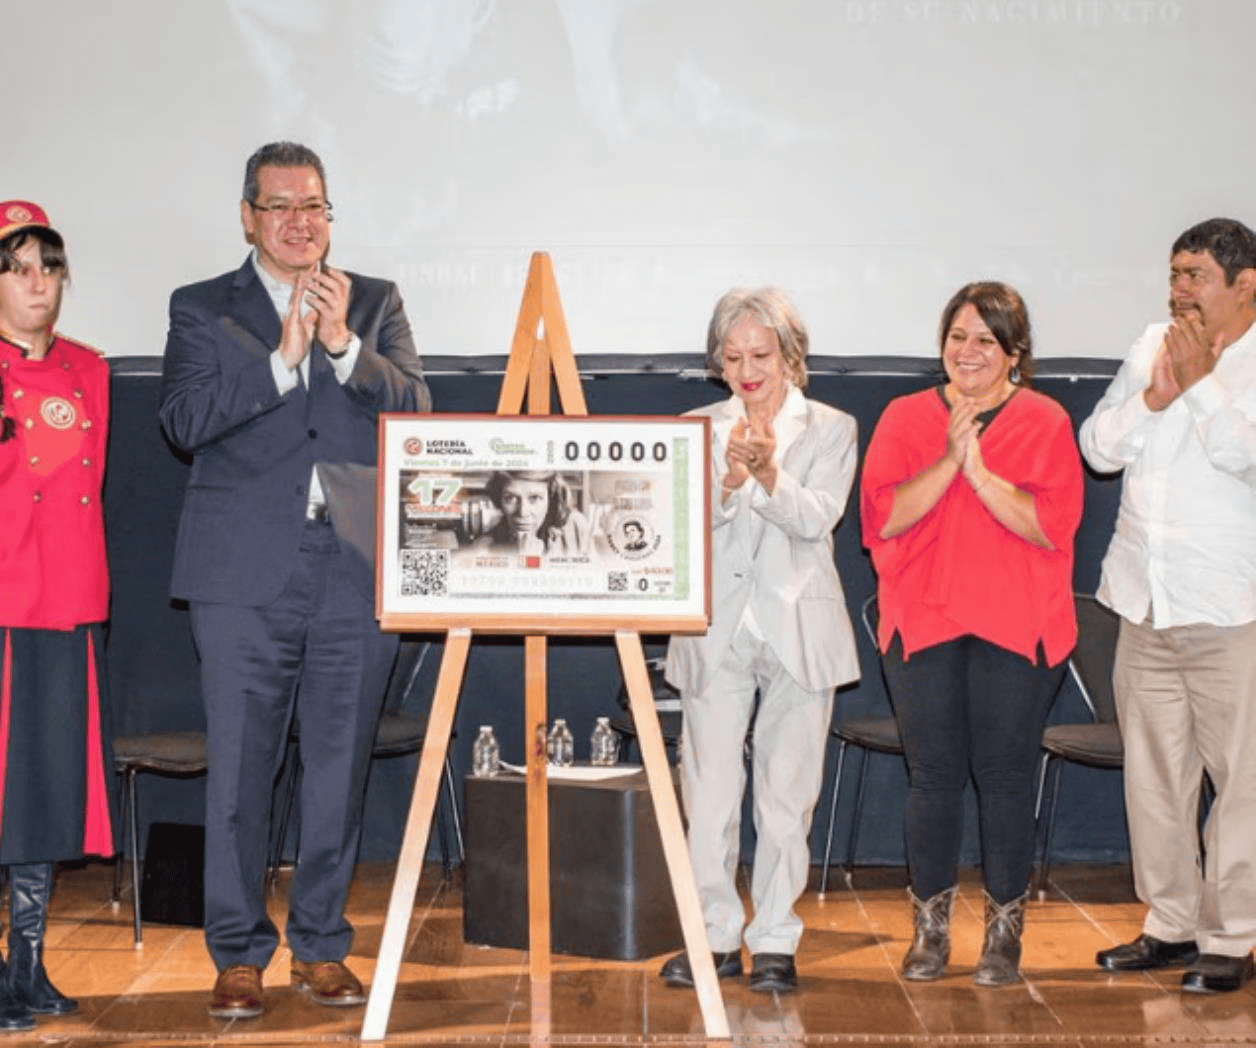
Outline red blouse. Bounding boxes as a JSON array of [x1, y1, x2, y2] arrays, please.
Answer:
[[0, 335, 110, 630], [861, 387, 1083, 667]]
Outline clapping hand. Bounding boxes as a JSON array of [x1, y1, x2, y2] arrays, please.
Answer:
[[948, 396, 997, 491], [726, 417, 778, 494], [1143, 342, 1182, 412], [723, 418, 753, 493], [278, 270, 318, 370], [304, 265, 353, 352], [1164, 314, 1221, 396], [946, 396, 981, 470]]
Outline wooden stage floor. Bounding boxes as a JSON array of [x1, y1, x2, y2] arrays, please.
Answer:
[[19, 860, 1256, 1046]]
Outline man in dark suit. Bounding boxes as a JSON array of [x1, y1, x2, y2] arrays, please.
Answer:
[[159, 142, 430, 1019]]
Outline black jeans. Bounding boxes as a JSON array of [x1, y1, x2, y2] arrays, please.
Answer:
[[882, 633, 1065, 903]]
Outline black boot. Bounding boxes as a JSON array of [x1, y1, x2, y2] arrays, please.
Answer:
[[902, 885, 957, 981], [972, 889, 1027, 987], [0, 957, 33, 1032], [0, 879, 33, 1034], [7, 864, 77, 1015]]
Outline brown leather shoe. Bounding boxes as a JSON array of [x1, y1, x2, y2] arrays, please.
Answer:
[[291, 959, 366, 1007], [208, 964, 264, 1019]]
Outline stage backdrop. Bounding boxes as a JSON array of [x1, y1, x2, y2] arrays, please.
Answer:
[[11, 0, 1255, 365], [104, 354, 1128, 868]]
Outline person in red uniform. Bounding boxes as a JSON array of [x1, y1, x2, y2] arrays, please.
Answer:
[[0, 201, 115, 1032], [861, 282, 1083, 988]]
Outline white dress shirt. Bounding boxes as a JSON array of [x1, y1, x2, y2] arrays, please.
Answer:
[[1079, 320, 1256, 628], [252, 252, 361, 513]]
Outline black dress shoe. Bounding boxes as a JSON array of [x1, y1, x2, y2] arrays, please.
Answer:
[[1182, 953, 1255, 994], [749, 953, 797, 993], [1097, 934, 1199, 971], [658, 950, 743, 988]]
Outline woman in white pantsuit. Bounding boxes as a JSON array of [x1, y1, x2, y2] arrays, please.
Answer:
[[662, 287, 860, 994]]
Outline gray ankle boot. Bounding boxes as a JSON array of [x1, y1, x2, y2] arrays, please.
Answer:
[[972, 890, 1027, 987], [902, 886, 957, 981]]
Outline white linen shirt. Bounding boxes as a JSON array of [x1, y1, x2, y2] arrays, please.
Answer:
[[1079, 320, 1256, 628]]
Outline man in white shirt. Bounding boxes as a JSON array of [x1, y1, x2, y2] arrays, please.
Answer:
[[1080, 217, 1256, 994]]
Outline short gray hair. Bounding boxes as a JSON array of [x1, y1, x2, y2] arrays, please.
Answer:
[[242, 141, 328, 204], [706, 286, 809, 389]]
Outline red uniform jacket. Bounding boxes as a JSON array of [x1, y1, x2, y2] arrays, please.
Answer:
[[0, 334, 110, 629]]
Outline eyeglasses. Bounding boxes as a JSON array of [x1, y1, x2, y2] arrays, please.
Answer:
[[247, 200, 334, 222]]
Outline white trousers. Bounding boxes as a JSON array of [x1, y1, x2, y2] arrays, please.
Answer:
[[1115, 616, 1256, 956], [680, 623, 834, 955]]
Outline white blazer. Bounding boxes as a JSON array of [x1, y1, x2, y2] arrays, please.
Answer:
[[667, 388, 861, 696]]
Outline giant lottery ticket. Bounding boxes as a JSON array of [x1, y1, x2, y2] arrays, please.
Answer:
[[377, 414, 711, 632]]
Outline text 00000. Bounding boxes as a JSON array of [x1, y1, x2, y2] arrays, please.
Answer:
[[562, 441, 668, 464]]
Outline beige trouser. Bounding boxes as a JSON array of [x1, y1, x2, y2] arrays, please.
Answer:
[[680, 623, 834, 956], [1114, 616, 1256, 956]]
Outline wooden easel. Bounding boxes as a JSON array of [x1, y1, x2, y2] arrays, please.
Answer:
[[361, 253, 730, 1041]]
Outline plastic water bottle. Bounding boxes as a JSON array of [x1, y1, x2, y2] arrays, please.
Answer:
[[471, 725, 500, 777], [546, 719, 574, 767], [590, 716, 620, 766]]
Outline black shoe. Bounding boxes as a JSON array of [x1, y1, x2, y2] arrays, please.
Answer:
[[1097, 934, 1199, 972], [749, 953, 797, 994], [1181, 953, 1255, 994], [658, 950, 743, 989]]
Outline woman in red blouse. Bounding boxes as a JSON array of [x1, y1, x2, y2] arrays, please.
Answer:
[[0, 202, 115, 1031], [861, 282, 1083, 987]]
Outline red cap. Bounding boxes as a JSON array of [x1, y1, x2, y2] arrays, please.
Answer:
[[0, 201, 59, 242]]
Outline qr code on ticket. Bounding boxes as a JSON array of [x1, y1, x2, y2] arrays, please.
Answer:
[[400, 549, 449, 597], [607, 571, 628, 593]]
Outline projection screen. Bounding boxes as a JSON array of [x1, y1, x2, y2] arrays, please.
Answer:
[[9, 0, 1252, 361]]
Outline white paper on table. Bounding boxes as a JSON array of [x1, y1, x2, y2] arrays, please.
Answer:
[[499, 762, 642, 781]]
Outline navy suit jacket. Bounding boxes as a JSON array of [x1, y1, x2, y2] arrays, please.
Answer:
[[159, 257, 430, 607]]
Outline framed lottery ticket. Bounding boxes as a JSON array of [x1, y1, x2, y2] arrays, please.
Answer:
[[376, 414, 712, 634]]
